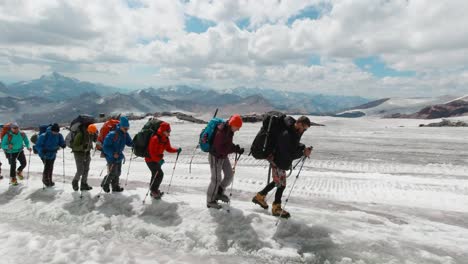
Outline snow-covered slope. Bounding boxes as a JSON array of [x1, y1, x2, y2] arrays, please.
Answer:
[[337, 96, 459, 118], [0, 117, 467, 263]]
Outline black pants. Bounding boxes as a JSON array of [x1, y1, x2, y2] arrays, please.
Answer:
[[259, 182, 286, 204], [42, 158, 56, 184], [7, 151, 27, 179], [146, 162, 164, 192], [102, 162, 122, 188]]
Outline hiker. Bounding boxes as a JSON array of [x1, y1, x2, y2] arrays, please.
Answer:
[[71, 124, 98, 191], [144, 122, 181, 199], [1, 122, 31, 185], [101, 116, 133, 193], [252, 116, 313, 218], [35, 123, 66, 187], [206, 114, 244, 209]]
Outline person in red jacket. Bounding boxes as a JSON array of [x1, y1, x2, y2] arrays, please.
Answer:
[[145, 122, 181, 199]]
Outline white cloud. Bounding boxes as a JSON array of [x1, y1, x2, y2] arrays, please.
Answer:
[[0, 0, 467, 97]]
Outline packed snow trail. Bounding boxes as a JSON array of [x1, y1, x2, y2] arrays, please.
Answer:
[[0, 116, 467, 263]]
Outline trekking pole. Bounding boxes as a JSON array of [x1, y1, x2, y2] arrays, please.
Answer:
[[26, 150, 32, 185], [62, 148, 66, 187], [143, 170, 159, 204], [124, 151, 134, 187], [97, 164, 114, 198], [166, 152, 180, 194], [227, 152, 242, 213], [275, 156, 307, 226], [188, 145, 198, 174]]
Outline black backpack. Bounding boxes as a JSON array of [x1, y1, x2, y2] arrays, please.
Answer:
[[66, 115, 96, 148], [132, 118, 163, 157], [250, 112, 287, 159]]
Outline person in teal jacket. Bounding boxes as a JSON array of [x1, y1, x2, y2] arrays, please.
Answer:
[[1, 122, 32, 185]]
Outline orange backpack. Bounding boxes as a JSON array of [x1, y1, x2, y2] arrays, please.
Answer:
[[96, 119, 120, 150], [0, 122, 11, 143]]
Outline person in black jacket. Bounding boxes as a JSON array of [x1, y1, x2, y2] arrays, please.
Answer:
[[252, 116, 312, 218]]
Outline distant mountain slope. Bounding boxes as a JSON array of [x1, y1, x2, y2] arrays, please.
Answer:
[[7, 72, 125, 101]]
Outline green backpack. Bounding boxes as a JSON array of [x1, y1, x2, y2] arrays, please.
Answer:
[[132, 118, 163, 157]]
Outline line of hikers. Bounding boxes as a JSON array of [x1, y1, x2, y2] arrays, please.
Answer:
[[0, 112, 312, 218]]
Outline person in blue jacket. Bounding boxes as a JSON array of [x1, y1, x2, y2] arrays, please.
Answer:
[[101, 116, 133, 193], [35, 123, 66, 187], [1, 122, 32, 185]]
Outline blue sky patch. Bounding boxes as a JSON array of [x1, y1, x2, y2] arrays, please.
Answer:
[[354, 56, 416, 78], [236, 18, 250, 30], [308, 55, 321, 66], [185, 15, 216, 33], [287, 6, 321, 25]]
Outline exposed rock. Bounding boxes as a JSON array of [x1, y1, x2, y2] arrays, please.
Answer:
[[419, 119, 468, 127]]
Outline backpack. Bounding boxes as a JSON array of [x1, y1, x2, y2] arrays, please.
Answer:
[[31, 124, 51, 154], [66, 115, 96, 148], [0, 122, 26, 145], [96, 119, 120, 151], [132, 118, 163, 157], [199, 118, 226, 152], [0, 122, 12, 143], [250, 112, 287, 159]]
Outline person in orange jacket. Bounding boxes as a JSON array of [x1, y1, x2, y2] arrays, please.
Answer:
[[144, 122, 181, 199]]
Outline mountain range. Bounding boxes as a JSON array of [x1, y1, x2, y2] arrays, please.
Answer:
[[0, 73, 371, 126]]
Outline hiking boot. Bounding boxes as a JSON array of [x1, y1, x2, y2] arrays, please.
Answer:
[[150, 190, 164, 200], [272, 203, 290, 218], [72, 180, 79, 191], [101, 182, 110, 193], [50, 181, 55, 187], [207, 201, 222, 209], [0, 175, 4, 180], [112, 185, 124, 192], [10, 177, 18, 186], [215, 193, 230, 203], [252, 193, 269, 209], [80, 183, 93, 191], [17, 171, 24, 180]]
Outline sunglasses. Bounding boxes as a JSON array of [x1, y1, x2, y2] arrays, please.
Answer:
[[11, 127, 19, 129]]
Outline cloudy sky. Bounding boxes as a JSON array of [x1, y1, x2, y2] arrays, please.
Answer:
[[0, 0, 467, 97]]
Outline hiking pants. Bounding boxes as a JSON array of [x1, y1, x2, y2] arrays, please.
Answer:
[[259, 165, 286, 204], [146, 162, 164, 192], [42, 158, 56, 183], [73, 152, 91, 184], [206, 154, 233, 203], [102, 162, 122, 188], [8, 151, 26, 178]]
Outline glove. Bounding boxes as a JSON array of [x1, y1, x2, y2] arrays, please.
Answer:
[[177, 148, 182, 155], [159, 159, 165, 166], [234, 145, 244, 155]]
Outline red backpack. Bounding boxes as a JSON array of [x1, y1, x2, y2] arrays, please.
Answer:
[[96, 119, 120, 151]]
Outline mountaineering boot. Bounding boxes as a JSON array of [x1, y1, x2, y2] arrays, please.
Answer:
[[207, 201, 222, 209], [10, 177, 18, 186], [252, 193, 269, 209], [72, 180, 79, 191], [150, 190, 164, 200], [112, 185, 124, 192], [272, 203, 290, 218], [17, 170, 24, 180], [215, 187, 229, 203], [101, 182, 110, 193], [80, 183, 93, 191]]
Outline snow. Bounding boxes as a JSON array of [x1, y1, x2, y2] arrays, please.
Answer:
[[338, 96, 459, 117], [0, 116, 467, 263]]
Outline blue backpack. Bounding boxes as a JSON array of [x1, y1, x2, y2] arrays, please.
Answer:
[[31, 124, 51, 154], [199, 118, 225, 152]]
